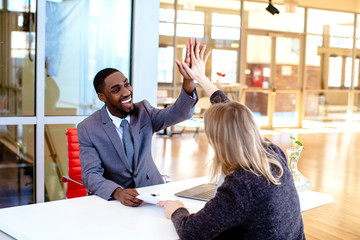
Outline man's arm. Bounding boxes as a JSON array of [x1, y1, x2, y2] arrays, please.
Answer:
[[146, 87, 198, 133], [182, 78, 195, 96], [77, 122, 119, 199], [77, 123, 142, 206]]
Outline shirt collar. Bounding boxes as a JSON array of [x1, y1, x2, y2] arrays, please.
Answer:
[[106, 106, 131, 128]]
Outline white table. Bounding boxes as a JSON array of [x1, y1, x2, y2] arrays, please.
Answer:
[[0, 177, 333, 240]]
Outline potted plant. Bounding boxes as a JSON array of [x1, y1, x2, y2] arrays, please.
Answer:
[[286, 136, 311, 192]]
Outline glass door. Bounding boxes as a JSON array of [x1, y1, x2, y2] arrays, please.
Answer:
[[243, 34, 271, 128], [273, 35, 301, 128], [242, 31, 303, 129]]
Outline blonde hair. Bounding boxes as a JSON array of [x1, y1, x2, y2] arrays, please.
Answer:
[[204, 101, 283, 185]]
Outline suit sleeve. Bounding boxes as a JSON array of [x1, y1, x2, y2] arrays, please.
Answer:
[[150, 87, 198, 132], [77, 122, 122, 200]]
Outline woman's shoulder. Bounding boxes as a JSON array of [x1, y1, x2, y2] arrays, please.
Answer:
[[220, 169, 253, 194], [221, 162, 279, 193], [263, 139, 288, 166], [215, 171, 251, 213], [210, 90, 230, 104]]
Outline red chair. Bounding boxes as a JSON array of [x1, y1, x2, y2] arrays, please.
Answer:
[[61, 128, 87, 199]]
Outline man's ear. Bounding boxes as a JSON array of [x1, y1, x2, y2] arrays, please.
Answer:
[[98, 93, 106, 103]]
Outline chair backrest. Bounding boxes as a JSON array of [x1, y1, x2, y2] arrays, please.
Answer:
[[65, 128, 87, 199]]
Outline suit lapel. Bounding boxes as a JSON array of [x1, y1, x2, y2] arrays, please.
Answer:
[[101, 106, 132, 171]]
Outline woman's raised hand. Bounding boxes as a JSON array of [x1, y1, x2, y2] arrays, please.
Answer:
[[181, 38, 211, 84], [175, 38, 218, 97]]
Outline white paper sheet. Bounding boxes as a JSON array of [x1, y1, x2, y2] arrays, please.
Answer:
[[137, 194, 161, 205], [298, 190, 333, 212]]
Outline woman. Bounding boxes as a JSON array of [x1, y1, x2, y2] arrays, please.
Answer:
[[157, 39, 305, 240]]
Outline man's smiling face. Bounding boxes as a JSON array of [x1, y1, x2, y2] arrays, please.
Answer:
[[98, 71, 134, 118]]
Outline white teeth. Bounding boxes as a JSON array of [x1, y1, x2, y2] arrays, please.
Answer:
[[122, 97, 131, 103]]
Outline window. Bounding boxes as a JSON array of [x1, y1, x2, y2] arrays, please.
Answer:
[[307, 9, 354, 36], [7, 0, 36, 12], [328, 57, 343, 87], [159, 8, 175, 22], [158, 47, 174, 83], [157, 0, 360, 129], [211, 13, 240, 40], [159, 22, 175, 36], [211, 49, 237, 84], [330, 37, 353, 49], [176, 10, 204, 38], [0, 0, 133, 207], [0, 125, 35, 208], [345, 58, 359, 87], [244, 2, 304, 32], [177, 10, 204, 24], [327, 57, 359, 88], [177, 24, 204, 38], [158, 1, 240, 88], [45, 0, 132, 116], [159, 8, 175, 36]]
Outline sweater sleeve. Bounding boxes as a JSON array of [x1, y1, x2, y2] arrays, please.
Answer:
[[170, 175, 249, 240], [210, 90, 230, 104]]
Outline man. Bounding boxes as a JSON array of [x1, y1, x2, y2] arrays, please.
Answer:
[[77, 45, 197, 207]]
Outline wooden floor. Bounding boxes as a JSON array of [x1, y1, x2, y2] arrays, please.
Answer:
[[155, 130, 360, 239]]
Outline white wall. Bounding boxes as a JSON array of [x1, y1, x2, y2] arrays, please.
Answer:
[[132, 0, 160, 159], [132, 0, 160, 107]]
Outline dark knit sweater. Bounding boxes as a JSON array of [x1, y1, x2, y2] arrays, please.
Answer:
[[171, 90, 305, 240]]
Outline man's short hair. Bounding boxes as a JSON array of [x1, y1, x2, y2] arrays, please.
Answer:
[[93, 68, 120, 94]]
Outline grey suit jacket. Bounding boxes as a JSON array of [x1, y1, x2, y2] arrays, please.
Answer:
[[77, 88, 198, 200]]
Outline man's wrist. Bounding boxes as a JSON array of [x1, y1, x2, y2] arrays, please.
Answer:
[[182, 78, 195, 96], [111, 187, 123, 200]]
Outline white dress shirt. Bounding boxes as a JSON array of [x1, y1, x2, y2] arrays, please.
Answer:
[[106, 107, 131, 141]]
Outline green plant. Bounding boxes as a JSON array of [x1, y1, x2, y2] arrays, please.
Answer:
[[288, 136, 304, 173], [290, 136, 304, 151]]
